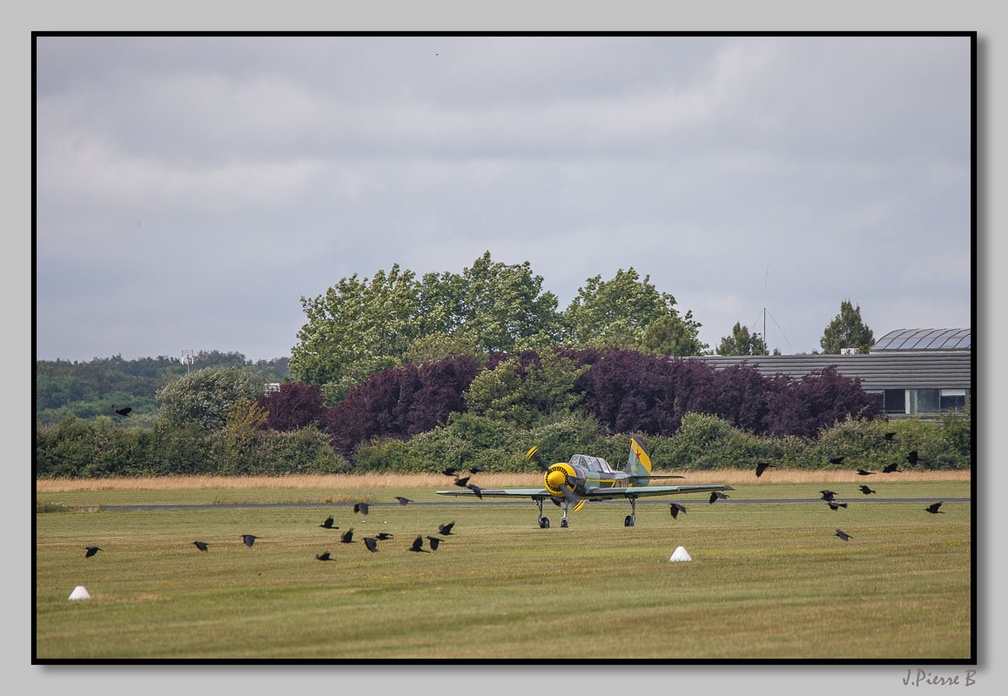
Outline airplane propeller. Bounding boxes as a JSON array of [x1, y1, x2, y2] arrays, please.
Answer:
[[527, 446, 585, 512]]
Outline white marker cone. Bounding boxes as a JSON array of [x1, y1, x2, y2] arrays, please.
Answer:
[[668, 546, 692, 562], [68, 585, 91, 600]]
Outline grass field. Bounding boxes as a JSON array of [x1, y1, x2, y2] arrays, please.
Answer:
[[34, 472, 973, 661]]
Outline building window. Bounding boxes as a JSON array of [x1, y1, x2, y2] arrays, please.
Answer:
[[939, 389, 968, 411], [883, 389, 906, 414], [909, 389, 940, 414]]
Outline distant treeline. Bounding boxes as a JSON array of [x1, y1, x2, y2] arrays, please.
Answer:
[[35, 351, 289, 426], [35, 348, 972, 478]]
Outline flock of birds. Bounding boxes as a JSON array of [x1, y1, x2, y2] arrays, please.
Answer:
[[668, 435, 948, 545], [82, 493, 459, 559]]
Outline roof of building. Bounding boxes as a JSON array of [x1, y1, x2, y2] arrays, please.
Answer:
[[871, 328, 971, 352], [698, 350, 972, 392]]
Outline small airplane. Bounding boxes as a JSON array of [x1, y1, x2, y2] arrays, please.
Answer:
[[436, 437, 733, 528]]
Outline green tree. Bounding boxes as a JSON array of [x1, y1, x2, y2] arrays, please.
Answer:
[[564, 268, 706, 355], [716, 322, 768, 356], [820, 300, 875, 354], [156, 366, 265, 431], [289, 264, 423, 403]]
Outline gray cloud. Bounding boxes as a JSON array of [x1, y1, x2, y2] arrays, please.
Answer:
[[34, 34, 972, 361]]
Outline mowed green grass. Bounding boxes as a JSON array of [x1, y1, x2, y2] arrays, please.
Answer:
[[34, 481, 972, 661]]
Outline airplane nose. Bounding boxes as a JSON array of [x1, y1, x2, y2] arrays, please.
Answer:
[[546, 469, 568, 490]]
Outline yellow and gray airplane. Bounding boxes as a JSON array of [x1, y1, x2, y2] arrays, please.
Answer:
[[436, 437, 733, 528]]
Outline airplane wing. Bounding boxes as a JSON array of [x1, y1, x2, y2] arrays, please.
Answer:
[[436, 488, 553, 497], [435, 484, 732, 500]]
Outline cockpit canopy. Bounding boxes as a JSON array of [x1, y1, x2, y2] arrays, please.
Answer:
[[568, 454, 615, 473]]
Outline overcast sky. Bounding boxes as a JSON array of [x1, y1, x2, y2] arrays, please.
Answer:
[[34, 34, 973, 362]]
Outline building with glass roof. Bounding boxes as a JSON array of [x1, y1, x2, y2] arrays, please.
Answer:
[[699, 328, 971, 419]]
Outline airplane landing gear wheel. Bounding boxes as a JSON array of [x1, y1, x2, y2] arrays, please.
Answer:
[[560, 518, 569, 528], [539, 517, 550, 529], [624, 515, 635, 527]]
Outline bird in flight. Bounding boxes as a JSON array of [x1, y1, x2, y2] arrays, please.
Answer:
[[241, 534, 258, 548], [819, 490, 837, 502], [340, 529, 355, 543], [466, 483, 483, 499], [441, 467, 459, 477], [395, 496, 413, 506], [453, 476, 471, 488], [85, 546, 101, 558], [193, 540, 208, 552], [353, 502, 369, 515], [856, 469, 875, 476], [882, 462, 901, 473], [858, 485, 877, 495], [755, 462, 773, 478], [468, 466, 486, 474], [883, 431, 897, 441], [316, 551, 333, 561], [363, 537, 379, 553], [376, 532, 394, 540], [425, 536, 444, 551], [907, 450, 921, 465], [828, 455, 845, 465], [828, 500, 848, 511], [409, 536, 428, 552], [709, 491, 729, 504], [319, 516, 337, 529], [112, 405, 132, 417], [669, 502, 687, 519], [438, 521, 455, 535], [835, 529, 852, 541], [925, 502, 944, 514]]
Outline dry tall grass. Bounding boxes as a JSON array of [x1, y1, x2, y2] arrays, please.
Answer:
[[34, 468, 969, 493]]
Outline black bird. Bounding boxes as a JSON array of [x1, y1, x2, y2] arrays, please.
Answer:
[[363, 537, 379, 553], [376, 532, 394, 540], [353, 502, 369, 515], [883, 431, 897, 441], [85, 546, 101, 558], [425, 536, 443, 551], [755, 462, 773, 478], [856, 469, 875, 476], [193, 540, 208, 552], [709, 491, 729, 504], [112, 405, 132, 417], [241, 534, 258, 548], [827, 500, 848, 511], [828, 455, 845, 465], [319, 516, 337, 529], [819, 489, 837, 502], [925, 501, 944, 514], [907, 450, 921, 465], [882, 462, 901, 473], [395, 496, 413, 506], [467, 483, 483, 499], [340, 529, 355, 543], [409, 536, 428, 552], [669, 502, 687, 519], [835, 529, 852, 542], [441, 467, 459, 477], [438, 521, 455, 535], [859, 485, 877, 495], [469, 466, 486, 474], [453, 476, 471, 487], [315, 551, 333, 561]]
